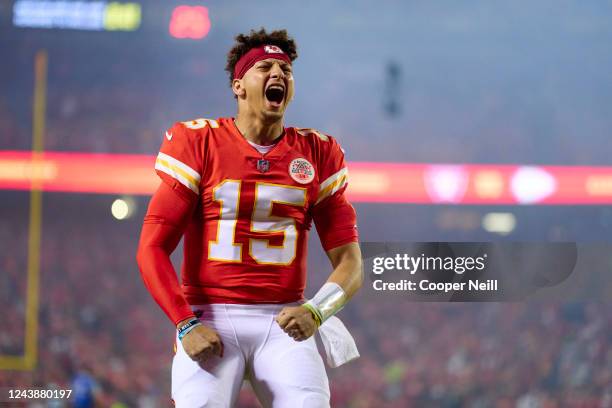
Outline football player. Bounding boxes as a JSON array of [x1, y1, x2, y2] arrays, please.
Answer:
[[136, 28, 362, 407]]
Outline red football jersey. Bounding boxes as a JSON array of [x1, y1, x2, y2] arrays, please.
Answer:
[[154, 117, 358, 304]]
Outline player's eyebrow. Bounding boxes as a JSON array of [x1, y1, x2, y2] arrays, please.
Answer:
[[256, 60, 291, 70]]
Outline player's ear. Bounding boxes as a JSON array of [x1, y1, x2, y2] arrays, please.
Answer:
[[232, 78, 246, 98]]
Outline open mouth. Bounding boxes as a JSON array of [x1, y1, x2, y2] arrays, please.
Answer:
[[265, 84, 285, 106]]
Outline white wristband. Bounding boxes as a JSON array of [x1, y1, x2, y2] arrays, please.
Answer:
[[305, 282, 347, 324]]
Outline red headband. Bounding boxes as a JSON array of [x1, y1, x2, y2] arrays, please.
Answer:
[[233, 44, 291, 80]]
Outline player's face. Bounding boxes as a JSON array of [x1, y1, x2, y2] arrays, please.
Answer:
[[240, 58, 294, 120]]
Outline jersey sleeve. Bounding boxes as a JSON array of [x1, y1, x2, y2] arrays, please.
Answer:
[[154, 122, 203, 199], [136, 182, 197, 326], [312, 135, 359, 251], [315, 136, 348, 206]]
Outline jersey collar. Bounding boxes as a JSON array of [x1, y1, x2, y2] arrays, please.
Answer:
[[224, 117, 293, 162]]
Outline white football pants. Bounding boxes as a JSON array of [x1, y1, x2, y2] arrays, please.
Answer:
[[172, 303, 330, 408]]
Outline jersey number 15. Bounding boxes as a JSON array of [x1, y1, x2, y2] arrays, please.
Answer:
[[208, 180, 306, 266]]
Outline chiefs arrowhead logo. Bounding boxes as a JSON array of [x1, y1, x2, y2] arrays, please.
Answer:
[[264, 45, 283, 54]]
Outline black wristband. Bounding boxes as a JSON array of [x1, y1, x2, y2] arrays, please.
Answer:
[[177, 318, 201, 340]]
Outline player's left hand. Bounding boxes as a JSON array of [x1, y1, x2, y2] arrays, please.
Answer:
[[275, 306, 318, 342]]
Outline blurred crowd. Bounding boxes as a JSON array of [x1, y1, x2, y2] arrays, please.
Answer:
[[1, 77, 608, 166], [2, 25, 611, 167], [331, 301, 612, 407], [0, 207, 610, 407]]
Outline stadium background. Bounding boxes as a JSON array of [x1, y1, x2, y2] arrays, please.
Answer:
[[1, 0, 611, 406]]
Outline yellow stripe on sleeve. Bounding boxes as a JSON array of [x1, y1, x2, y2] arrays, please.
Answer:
[[155, 153, 201, 194]]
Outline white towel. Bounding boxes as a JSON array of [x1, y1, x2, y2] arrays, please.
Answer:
[[317, 316, 360, 368]]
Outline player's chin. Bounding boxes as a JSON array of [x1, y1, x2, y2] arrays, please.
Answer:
[[262, 107, 285, 121]]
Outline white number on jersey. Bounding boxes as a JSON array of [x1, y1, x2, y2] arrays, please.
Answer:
[[209, 181, 307, 265], [182, 118, 219, 130]]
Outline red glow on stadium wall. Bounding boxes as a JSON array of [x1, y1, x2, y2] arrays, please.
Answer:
[[169, 6, 210, 39], [3, 151, 612, 205]]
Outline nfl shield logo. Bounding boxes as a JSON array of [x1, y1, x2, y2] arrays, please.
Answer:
[[257, 159, 270, 173]]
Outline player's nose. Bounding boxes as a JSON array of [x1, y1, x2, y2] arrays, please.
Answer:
[[269, 63, 285, 79]]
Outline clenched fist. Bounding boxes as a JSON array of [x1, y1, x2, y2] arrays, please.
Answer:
[[178, 320, 224, 362], [275, 306, 318, 342]]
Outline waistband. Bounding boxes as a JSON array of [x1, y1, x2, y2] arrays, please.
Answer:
[[191, 302, 302, 316]]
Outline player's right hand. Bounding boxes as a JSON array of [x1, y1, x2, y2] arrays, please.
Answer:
[[180, 324, 224, 362]]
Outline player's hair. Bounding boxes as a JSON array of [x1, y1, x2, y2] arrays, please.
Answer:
[[225, 28, 298, 87]]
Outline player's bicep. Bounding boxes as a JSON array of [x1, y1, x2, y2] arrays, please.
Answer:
[[312, 193, 359, 252], [145, 181, 196, 226], [141, 182, 197, 251]]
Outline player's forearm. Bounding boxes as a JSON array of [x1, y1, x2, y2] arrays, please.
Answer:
[[137, 244, 195, 325], [326, 242, 363, 299], [303, 242, 363, 325], [136, 223, 195, 326]]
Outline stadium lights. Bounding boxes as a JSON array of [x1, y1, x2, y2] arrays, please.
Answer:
[[169, 5, 211, 39], [511, 166, 557, 204], [12, 1, 141, 31], [111, 197, 135, 220], [474, 170, 504, 199], [104, 2, 141, 31], [423, 165, 468, 204], [482, 212, 516, 235]]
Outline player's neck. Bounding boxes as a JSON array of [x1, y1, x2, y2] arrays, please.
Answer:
[[234, 112, 284, 146]]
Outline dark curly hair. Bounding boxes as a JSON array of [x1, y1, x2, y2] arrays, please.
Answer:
[[225, 28, 298, 87]]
